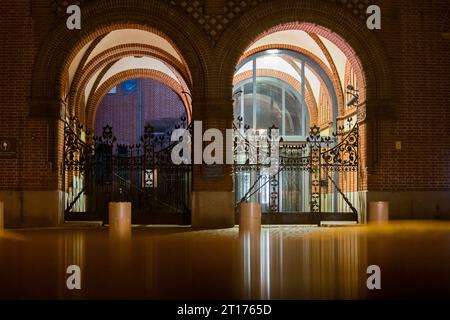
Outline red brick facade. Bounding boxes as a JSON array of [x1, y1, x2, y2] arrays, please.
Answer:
[[95, 78, 186, 146], [87, 69, 191, 130], [1, 0, 450, 225]]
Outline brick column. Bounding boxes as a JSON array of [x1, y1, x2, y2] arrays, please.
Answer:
[[191, 98, 235, 228], [11, 98, 65, 227]]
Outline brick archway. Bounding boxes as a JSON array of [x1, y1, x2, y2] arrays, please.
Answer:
[[29, 0, 209, 199], [69, 44, 191, 123], [214, 1, 392, 193], [238, 44, 342, 119], [86, 69, 191, 130], [247, 23, 366, 103], [30, 0, 210, 117], [215, 0, 391, 108]]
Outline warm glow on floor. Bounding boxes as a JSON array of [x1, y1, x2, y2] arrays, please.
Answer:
[[1, 221, 449, 299]]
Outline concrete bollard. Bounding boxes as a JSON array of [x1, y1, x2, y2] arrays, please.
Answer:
[[109, 202, 132, 237], [239, 202, 262, 232], [368, 201, 389, 223], [0, 201, 3, 231]]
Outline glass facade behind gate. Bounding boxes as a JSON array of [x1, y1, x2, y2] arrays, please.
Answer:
[[232, 50, 340, 214]]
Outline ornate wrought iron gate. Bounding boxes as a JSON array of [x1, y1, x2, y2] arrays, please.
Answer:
[[234, 117, 359, 224], [63, 115, 358, 225], [63, 117, 192, 224]]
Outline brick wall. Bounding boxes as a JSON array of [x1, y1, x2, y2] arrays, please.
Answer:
[[366, 0, 450, 191], [94, 78, 186, 147], [0, 0, 57, 191], [0, 0, 449, 196]]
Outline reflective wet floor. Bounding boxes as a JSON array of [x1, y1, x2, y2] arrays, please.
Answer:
[[1, 221, 450, 299]]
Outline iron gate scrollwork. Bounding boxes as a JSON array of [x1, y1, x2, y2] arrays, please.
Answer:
[[63, 116, 192, 225], [63, 113, 359, 225], [234, 117, 359, 224]]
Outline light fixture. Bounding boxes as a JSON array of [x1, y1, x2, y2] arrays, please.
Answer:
[[347, 95, 359, 107], [346, 85, 359, 107], [232, 89, 243, 99]]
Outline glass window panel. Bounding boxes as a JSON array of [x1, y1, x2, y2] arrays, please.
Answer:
[[108, 86, 117, 94], [122, 79, 137, 93], [243, 82, 253, 128], [233, 77, 308, 137], [235, 60, 253, 76], [255, 79, 282, 131], [285, 89, 302, 136], [233, 88, 242, 121]]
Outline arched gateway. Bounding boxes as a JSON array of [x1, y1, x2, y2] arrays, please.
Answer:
[[232, 24, 364, 224], [29, 0, 391, 227]]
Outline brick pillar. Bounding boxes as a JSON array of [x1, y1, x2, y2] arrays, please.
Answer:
[[360, 98, 394, 223], [13, 98, 65, 227], [191, 98, 235, 228]]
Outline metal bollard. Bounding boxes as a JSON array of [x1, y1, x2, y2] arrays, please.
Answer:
[[239, 202, 261, 232], [368, 201, 389, 223], [109, 202, 132, 237]]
